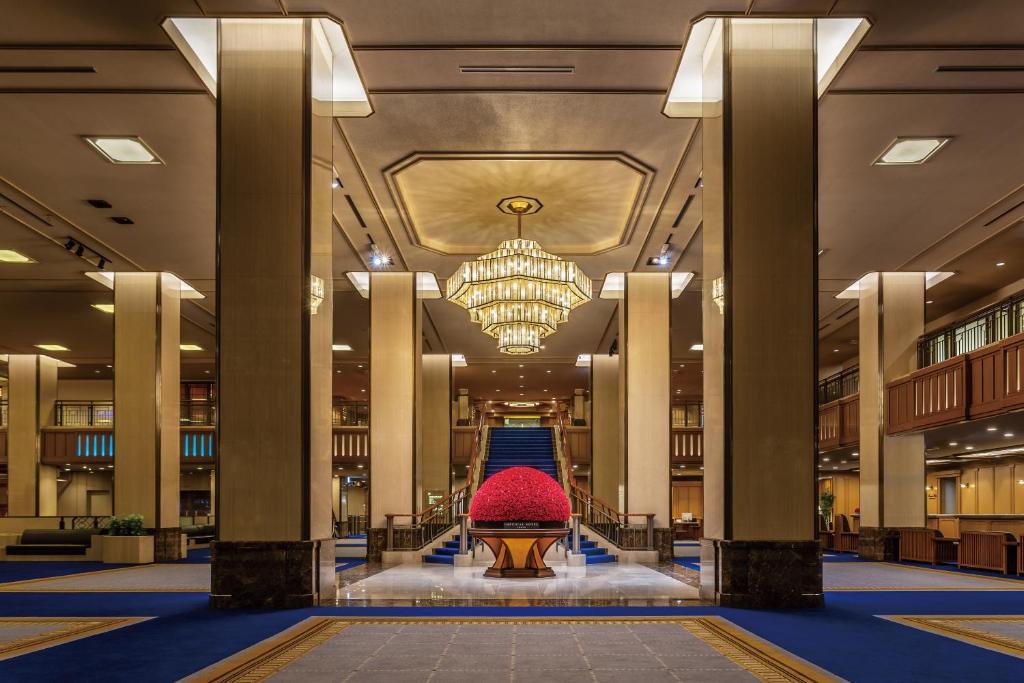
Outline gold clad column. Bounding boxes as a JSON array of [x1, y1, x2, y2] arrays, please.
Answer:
[[590, 353, 622, 510], [622, 272, 672, 557], [858, 273, 926, 559], [419, 354, 452, 510], [369, 272, 421, 560], [6, 355, 58, 516], [213, 18, 334, 608], [113, 272, 181, 560], [701, 18, 821, 607]]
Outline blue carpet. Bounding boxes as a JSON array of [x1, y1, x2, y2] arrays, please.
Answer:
[[0, 561, 130, 583], [345, 533, 367, 539], [672, 558, 699, 571], [174, 548, 211, 564], [335, 558, 367, 572]]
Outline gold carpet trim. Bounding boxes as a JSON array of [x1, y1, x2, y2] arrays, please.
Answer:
[[0, 617, 147, 661], [825, 561, 1024, 591], [190, 616, 834, 683], [0, 565, 207, 592], [889, 615, 1024, 659]]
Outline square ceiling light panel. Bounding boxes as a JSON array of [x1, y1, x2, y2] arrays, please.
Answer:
[[83, 136, 162, 164], [874, 137, 951, 166], [0, 249, 35, 263]]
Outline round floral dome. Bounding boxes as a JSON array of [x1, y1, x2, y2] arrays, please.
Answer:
[[470, 466, 571, 522]]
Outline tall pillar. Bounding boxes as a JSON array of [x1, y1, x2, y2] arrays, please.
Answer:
[[6, 355, 58, 516], [622, 273, 672, 556], [213, 17, 334, 608], [700, 18, 821, 607], [858, 273, 926, 560], [369, 272, 421, 555], [113, 272, 181, 560], [590, 353, 622, 508], [419, 354, 452, 510]]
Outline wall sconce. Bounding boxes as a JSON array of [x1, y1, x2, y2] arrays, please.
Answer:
[[310, 275, 325, 314], [712, 276, 725, 314], [960, 483, 968, 489]]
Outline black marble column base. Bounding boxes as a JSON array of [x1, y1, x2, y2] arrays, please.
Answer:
[[700, 539, 823, 608], [367, 528, 386, 563], [210, 539, 335, 609], [858, 526, 900, 561], [654, 528, 673, 562], [152, 527, 183, 562]]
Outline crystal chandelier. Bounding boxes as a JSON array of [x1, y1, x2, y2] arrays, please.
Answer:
[[446, 197, 592, 354]]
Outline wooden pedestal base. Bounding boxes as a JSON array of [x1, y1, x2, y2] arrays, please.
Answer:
[[471, 527, 568, 578]]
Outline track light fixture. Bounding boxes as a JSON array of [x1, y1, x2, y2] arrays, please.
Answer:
[[63, 237, 111, 270]]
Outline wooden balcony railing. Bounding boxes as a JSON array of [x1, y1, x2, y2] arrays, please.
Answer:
[[819, 394, 859, 451], [332, 425, 368, 461], [671, 427, 703, 461]]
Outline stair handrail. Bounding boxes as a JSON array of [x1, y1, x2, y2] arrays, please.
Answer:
[[384, 412, 486, 551], [556, 410, 655, 550]]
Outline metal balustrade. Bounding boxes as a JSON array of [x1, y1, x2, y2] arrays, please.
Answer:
[[919, 293, 1024, 367]]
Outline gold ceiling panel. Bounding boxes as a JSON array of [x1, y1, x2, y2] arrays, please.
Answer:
[[384, 152, 653, 255]]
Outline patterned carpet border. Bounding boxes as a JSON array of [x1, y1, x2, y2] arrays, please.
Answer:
[[187, 616, 836, 683], [886, 615, 1024, 660], [0, 617, 149, 661]]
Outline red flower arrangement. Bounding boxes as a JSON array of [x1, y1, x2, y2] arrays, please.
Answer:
[[470, 467, 571, 522]]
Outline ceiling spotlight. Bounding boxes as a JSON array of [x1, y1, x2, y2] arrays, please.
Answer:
[[83, 136, 162, 164], [332, 177, 341, 189], [996, 262, 1006, 267], [987, 426, 998, 432], [948, 441, 958, 446], [1004, 433, 1014, 438], [874, 137, 951, 165]]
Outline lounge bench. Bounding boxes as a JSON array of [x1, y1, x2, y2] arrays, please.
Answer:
[[5, 528, 104, 560], [959, 531, 1018, 575], [182, 524, 215, 545], [899, 528, 957, 565]]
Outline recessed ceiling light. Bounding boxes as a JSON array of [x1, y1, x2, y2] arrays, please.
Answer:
[[110, 216, 134, 225], [949, 441, 958, 446], [996, 262, 1006, 267], [690, 344, 704, 351], [518, 364, 524, 368], [83, 136, 162, 164], [546, 369, 551, 373], [965, 445, 974, 450], [332, 344, 353, 351], [926, 300, 933, 304], [491, 370, 497, 374], [86, 198, 112, 209], [180, 344, 203, 351], [91, 304, 115, 314], [987, 426, 998, 432], [35, 344, 69, 352], [0, 249, 35, 263], [874, 137, 950, 165], [1004, 432, 1014, 438]]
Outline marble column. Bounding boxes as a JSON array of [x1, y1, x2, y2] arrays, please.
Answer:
[[369, 272, 421, 557], [213, 17, 334, 608], [622, 273, 672, 553], [700, 18, 821, 607], [419, 354, 452, 510], [858, 273, 926, 560], [590, 353, 622, 509], [6, 355, 58, 516], [113, 272, 181, 560]]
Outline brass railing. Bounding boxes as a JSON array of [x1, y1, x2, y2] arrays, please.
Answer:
[[384, 413, 485, 551], [555, 411, 654, 550]]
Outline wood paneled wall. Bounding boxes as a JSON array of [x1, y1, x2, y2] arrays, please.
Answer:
[[928, 459, 1024, 516], [672, 480, 703, 521]]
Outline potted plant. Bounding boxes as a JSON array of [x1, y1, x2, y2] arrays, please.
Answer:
[[818, 492, 835, 529], [102, 514, 154, 564], [469, 466, 570, 578]]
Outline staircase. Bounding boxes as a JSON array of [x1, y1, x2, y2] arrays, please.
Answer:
[[423, 534, 461, 565], [566, 528, 617, 565], [483, 427, 559, 482]]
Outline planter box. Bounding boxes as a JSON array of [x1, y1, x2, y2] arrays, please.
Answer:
[[102, 535, 154, 564]]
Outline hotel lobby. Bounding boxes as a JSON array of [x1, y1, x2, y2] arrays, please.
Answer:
[[1, 1, 1024, 681]]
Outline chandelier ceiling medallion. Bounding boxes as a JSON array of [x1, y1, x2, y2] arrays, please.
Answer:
[[446, 196, 592, 355]]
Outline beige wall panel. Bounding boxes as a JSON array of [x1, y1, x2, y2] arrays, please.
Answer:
[[218, 19, 308, 542], [993, 465, 1012, 513], [1015, 464, 1024, 514], [420, 354, 452, 510], [369, 272, 418, 527], [57, 472, 113, 516], [728, 20, 815, 541], [590, 353, 620, 507], [976, 466, 994, 514], [624, 273, 671, 526], [57, 380, 113, 401]]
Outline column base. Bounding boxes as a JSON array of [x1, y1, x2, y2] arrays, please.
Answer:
[[654, 528, 673, 562], [152, 527, 183, 562], [367, 528, 386, 563], [210, 539, 334, 609], [857, 527, 900, 561], [700, 539, 823, 608]]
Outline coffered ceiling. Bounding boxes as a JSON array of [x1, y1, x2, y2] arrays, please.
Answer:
[[1, 0, 1024, 390]]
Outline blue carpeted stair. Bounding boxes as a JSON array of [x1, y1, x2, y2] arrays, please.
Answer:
[[483, 427, 559, 481], [423, 535, 461, 565], [566, 528, 617, 564]]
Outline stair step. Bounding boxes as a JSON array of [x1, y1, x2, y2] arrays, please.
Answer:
[[433, 547, 458, 556], [423, 554, 454, 565], [586, 554, 618, 565], [581, 547, 608, 556]]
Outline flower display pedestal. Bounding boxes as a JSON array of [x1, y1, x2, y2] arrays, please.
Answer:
[[102, 535, 154, 564], [471, 527, 568, 578]]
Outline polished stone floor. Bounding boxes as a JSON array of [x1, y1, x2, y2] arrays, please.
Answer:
[[332, 563, 698, 606]]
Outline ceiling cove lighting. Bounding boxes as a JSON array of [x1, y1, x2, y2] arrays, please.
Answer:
[[163, 17, 372, 117], [451, 354, 468, 367], [576, 354, 592, 368], [690, 344, 704, 352], [180, 344, 203, 352], [836, 271, 954, 300], [873, 137, 951, 166], [332, 344, 353, 352], [83, 136, 161, 164], [85, 271, 205, 299], [664, 17, 870, 117], [91, 304, 115, 314], [345, 271, 441, 300], [0, 249, 35, 263], [446, 197, 592, 355], [35, 344, 69, 352], [599, 272, 695, 300]]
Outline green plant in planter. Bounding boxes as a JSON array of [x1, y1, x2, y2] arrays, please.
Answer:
[[108, 514, 146, 536], [818, 493, 835, 526]]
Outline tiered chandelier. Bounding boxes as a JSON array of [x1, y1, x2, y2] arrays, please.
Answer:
[[446, 197, 592, 355]]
